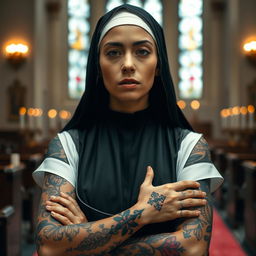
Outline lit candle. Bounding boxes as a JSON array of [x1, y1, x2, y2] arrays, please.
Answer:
[[59, 110, 68, 128], [190, 100, 200, 122], [48, 109, 58, 130], [177, 100, 186, 110], [240, 106, 248, 129], [19, 107, 26, 130], [27, 108, 35, 130], [225, 108, 231, 129], [248, 105, 255, 129], [34, 108, 43, 130], [232, 106, 240, 129], [220, 109, 228, 129]]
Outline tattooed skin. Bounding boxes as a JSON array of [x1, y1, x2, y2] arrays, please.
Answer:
[[68, 209, 144, 253], [111, 234, 185, 256], [182, 180, 212, 250], [36, 173, 75, 250], [36, 173, 145, 255], [45, 136, 69, 164], [184, 137, 211, 168], [147, 191, 166, 211]]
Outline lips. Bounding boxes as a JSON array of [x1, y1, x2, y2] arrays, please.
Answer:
[[118, 79, 140, 86]]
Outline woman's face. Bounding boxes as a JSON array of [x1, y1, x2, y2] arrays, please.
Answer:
[[99, 25, 158, 113]]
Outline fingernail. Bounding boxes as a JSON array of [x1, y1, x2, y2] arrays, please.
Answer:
[[203, 192, 206, 196], [51, 211, 55, 215], [50, 196, 55, 200], [46, 205, 50, 209]]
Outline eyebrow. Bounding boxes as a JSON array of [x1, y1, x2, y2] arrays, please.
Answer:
[[103, 40, 154, 48]]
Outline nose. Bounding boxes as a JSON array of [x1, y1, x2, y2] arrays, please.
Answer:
[[121, 52, 135, 74]]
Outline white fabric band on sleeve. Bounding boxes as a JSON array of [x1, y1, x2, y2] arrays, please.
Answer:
[[32, 131, 78, 188], [176, 131, 202, 173], [32, 157, 76, 187], [177, 162, 224, 193]]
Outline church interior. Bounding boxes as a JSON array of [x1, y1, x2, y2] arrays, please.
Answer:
[[0, 0, 256, 255]]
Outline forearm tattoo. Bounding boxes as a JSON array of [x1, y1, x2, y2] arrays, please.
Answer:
[[67, 209, 144, 254], [147, 191, 166, 211], [182, 180, 213, 247], [45, 136, 69, 164], [184, 137, 211, 168], [111, 234, 185, 256], [36, 173, 144, 254]]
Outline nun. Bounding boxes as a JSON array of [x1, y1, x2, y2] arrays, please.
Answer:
[[33, 4, 223, 256]]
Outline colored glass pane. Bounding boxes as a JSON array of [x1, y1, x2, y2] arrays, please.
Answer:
[[68, 0, 90, 99], [178, 0, 203, 99]]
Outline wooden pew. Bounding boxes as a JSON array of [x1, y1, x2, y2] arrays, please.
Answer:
[[0, 153, 43, 241], [211, 145, 253, 209], [21, 154, 43, 242], [225, 153, 256, 228], [0, 206, 16, 256], [0, 164, 24, 256], [242, 161, 256, 255]]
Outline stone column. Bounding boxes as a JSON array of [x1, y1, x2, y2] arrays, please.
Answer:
[[34, 0, 48, 140], [46, 0, 63, 112], [208, 0, 226, 138], [225, 0, 241, 106]]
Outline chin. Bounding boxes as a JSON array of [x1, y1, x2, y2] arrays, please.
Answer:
[[111, 91, 149, 106]]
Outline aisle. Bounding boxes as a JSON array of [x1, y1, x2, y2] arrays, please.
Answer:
[[210, 209, 247, 256]]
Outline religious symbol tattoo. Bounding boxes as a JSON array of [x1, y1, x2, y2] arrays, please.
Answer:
[[147, 191, 166, 211]]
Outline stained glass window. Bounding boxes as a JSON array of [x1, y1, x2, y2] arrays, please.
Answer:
[[106, 0, 162, 25], [68, 0, 90, 99], [178, 0, 203, 99]]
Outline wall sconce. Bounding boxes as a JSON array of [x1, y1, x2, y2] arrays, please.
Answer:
[[243, 40, 256, 67], [4, 43, 29, 70]]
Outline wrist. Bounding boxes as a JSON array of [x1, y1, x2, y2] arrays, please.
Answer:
[[131, 203, 148, 226]]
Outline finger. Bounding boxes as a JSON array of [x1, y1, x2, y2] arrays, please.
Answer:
[[46, 203, 76, 223], [179, 190, 206, 200], [50, 195, 79, 216], [178, 209, 200, 218], [142, 166, 154, 186], [59, 193, 87, 222], [60, 192, 82, 213], [47, 197, 87, 223], [180, 198, 207, 208], [171, 180, 200, 191], [51, 211, 73, 225]]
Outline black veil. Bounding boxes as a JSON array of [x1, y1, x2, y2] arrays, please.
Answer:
[[63, 4, 192, 131]]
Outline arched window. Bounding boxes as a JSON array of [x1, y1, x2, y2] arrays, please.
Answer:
[[178, 0, 203, 99], [67, 0, 90, 99], [106, 0, 163, 25]]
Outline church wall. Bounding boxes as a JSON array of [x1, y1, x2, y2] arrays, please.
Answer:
[[0, 0, 34, 130], [239, 0, 256, 105], [0, 0, 255, 140]]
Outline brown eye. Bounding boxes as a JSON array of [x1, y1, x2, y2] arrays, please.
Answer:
[[136, 49, 150, 56], [106, 50, 121, 57]]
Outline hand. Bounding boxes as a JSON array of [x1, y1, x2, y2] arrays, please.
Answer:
[[45, 192, 87, 225], [136, 166, 207, 225]]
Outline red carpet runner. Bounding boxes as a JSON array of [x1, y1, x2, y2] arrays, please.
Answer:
[[32, 209, 248, 256], [210, 209, 247, 256]]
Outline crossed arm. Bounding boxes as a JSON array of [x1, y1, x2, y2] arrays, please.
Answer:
[[36, 173, 212, 256], [35, 136, 213, 255]]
